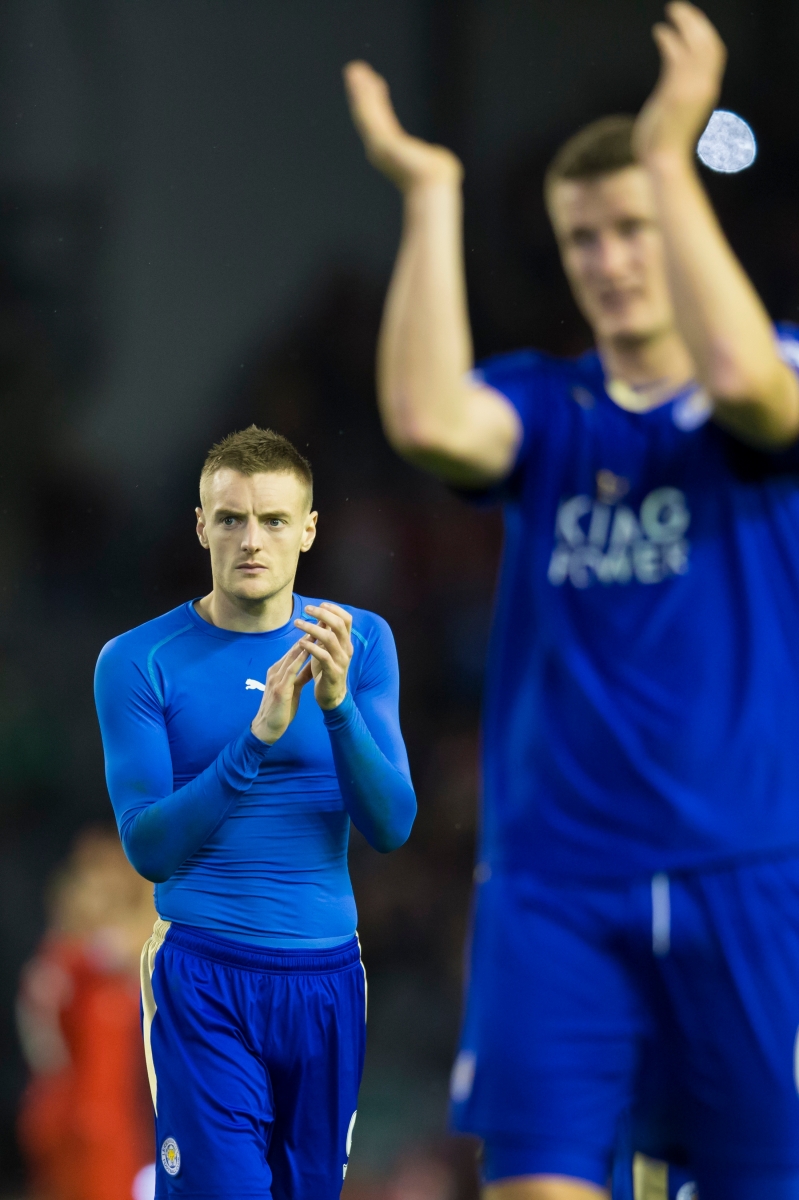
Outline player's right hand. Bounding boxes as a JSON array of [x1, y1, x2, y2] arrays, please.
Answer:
[[250, 642, 313, 745], [344, 60, 462, 192]]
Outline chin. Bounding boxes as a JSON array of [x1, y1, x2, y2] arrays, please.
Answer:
[[228, 577, 277, 604], [598, 314, 663, 344]]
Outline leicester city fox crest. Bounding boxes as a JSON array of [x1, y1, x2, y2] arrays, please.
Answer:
[[161, 1137, 181, 1176]]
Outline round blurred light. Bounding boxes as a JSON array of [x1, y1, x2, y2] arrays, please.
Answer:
[[132, 1164, 155, 1200], [697, 110, 756, 173]]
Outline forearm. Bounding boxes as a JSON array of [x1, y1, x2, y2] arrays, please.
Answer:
[[648, 152, 799, 443], [323, 693, 416, 853], [117, 728, 270, 882], [378, 181, 473, 448]]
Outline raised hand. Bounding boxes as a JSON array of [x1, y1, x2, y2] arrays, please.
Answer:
[[633, 2, 727, 165], [250, 641, 313, 744], [294, 603, 354, 711], [343, 60, 462, 191]]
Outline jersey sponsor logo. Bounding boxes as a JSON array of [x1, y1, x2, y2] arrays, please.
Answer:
[[161, 1137, 181, 1176], [245, 678, 266, 691], [548, 480, 691, 590]]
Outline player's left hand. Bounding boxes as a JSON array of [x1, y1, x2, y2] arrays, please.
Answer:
[[294, 603, 353, 711], [633, 2, 727, 165]]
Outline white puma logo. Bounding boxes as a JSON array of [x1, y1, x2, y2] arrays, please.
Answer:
[[245, 678, 265, 692]]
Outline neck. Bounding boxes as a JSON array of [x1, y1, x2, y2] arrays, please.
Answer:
[[597, 325, 695, 411], [195, 580, 296, 633]]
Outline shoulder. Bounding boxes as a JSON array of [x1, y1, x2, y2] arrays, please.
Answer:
[[776, 321, 799, 369], [474, 347, 601, 434], [96, 603, 194, 676], [474, 346, 596, 390]]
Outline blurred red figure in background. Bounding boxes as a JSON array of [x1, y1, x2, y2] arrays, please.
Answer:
[[16, 828, 155, 1200]]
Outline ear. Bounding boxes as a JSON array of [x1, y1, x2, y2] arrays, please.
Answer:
[[300, 510, 318, 554], [196, 506, 210, 550]]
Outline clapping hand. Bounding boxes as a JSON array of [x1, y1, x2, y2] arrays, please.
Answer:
[[294, 603, 353, 711], [633, 2, 726, 166], [249, 603, 354, 745], [344, 60, 462, 191]]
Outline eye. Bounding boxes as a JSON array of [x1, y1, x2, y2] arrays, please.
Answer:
[[267, 518, 284, 528], [222, 516, 237, 527], [570, 229, 596, 249], [618, 218, 647, 238]]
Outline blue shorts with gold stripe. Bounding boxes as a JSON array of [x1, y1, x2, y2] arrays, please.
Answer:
[[141, 921, 365, 1199]]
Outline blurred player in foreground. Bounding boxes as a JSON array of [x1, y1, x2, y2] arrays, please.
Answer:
[[94, 427, 416, 1198], [346, 3, 799, 1198], [17, 828, 155, 1200]]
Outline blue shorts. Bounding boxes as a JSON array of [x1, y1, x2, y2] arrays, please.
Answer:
[[141, 921, 366, 1199], [450, 857, 799, 1200]]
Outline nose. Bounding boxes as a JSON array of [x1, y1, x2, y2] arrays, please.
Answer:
[[241, 517, 263, 553], [592, 231, 629, 278]]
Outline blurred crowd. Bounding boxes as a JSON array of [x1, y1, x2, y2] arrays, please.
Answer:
[[16, 829, 155, 1200], [3, 2, 799, 1191]]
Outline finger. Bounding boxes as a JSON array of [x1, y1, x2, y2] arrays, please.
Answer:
[[315, 602, 353, 631], [665, 2, 725, 57], [296, 617, 341, 647], [272, 642, 311, 689], [652, 22, 684, 64], [271, 639, 306, 670], [264, 644, 301, 690], [300, 641, 336, 670], [343, 60, 406, 146], [303, 604, 353, 643], [296, 620, 351, 664], [295, 662, 314, 689]]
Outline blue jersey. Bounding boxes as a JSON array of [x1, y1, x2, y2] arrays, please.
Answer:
[[95, 594, 415, 946], [475, 326, 799, 879]]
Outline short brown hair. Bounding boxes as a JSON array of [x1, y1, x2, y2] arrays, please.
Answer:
[[200, 425, 313, 506], [544, 114, 637, 204]]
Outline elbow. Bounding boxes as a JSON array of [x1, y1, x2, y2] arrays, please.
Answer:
[[379, 392, 454, 463], [384, 418, 445, 464], [121, 837, 172, 884], [130, 855, 171, 884], [371, 797, 417, 854]]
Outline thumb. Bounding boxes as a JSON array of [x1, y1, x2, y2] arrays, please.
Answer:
[[295, 662, 314, 690]]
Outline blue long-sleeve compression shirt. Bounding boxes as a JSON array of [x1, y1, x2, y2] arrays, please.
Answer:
[[94, 594, 416, 947]]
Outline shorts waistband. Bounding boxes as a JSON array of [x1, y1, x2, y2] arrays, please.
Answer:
[[163, 921, 362, 974]]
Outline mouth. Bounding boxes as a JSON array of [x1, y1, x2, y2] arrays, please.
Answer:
[[237, 562, 267, 573], [598, 287, 643, 312]]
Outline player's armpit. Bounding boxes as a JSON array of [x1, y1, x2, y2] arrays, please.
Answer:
[[390, 380, 522, 487], [712, 360, 799, 450]]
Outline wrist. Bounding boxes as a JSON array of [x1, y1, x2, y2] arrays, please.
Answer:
[[640, 145, 696, 178], [318, 688, 349, 713], [250, 720, 279, 746], [403, 165, 463, 200]]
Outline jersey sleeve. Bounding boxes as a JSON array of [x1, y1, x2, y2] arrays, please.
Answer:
[[740, 322, 799, 469], [776, 323, 799, 458], [94, 636, 272, 882], [321, 615, 416, 852], [466, 349, 554, 498]]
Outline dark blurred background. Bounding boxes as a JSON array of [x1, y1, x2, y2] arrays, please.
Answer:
[[1, 1, 798, 1195]]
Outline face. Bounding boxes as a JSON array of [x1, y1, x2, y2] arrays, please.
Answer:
[[548, 166, 674, 344], [196, 469, 317, 606]]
